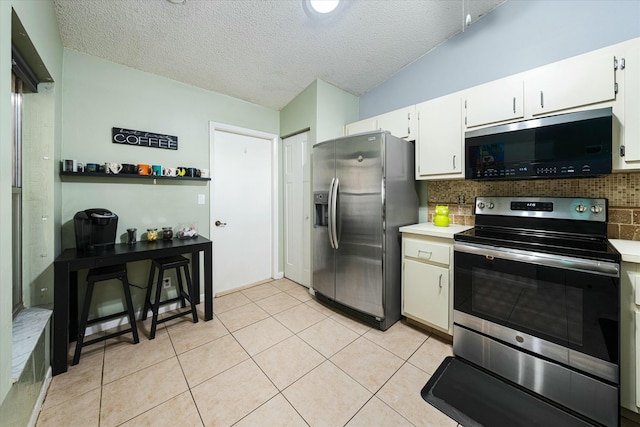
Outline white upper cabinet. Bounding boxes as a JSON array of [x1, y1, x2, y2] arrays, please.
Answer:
[[344, 118, 377, 136], [526, 50, 616, 116], [344, 106, 415, 140], [465, 76, 524, 128], [615, 38, 640, 168], [416, 93, 464, 180], [375, 106, 415, 140]]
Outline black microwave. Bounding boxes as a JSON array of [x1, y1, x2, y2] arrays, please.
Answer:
[[464, 107, 612, 180]]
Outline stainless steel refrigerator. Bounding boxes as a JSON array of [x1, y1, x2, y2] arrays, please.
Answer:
[[312, 130, 418, 330]]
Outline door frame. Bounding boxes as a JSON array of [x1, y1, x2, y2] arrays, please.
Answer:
[[209, 122, 282, 290]]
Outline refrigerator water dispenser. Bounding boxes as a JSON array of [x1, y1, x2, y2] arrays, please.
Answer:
[[314, 192, 329, 227]]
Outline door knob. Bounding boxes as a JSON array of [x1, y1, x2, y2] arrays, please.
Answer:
[[215, 220, 227, 227]]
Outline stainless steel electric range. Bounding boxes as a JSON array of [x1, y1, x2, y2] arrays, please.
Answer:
[[422, 196, 621, 427]]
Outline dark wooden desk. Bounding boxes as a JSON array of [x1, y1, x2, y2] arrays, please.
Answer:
[[53, 237, 212, 376]]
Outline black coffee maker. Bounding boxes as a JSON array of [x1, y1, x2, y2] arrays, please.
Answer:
[[74, 208, 118, 251]]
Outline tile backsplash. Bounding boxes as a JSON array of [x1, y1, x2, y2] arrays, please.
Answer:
[[425, 172, 640, 240]]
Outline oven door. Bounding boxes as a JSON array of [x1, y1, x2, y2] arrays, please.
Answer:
[[454, 242, 620, 383]]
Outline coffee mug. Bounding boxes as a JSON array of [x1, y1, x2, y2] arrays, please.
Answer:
[[121, 163, 137, 174], [186, 167, 196, 177], [137, 164, 151, 175], [86, 163, 98, 173], [106, 162, 122, 174], [163, 167, 177, 177], [176, 167, 187, 177], [199, 168, 210, 178], [152, 165, 163, 176]]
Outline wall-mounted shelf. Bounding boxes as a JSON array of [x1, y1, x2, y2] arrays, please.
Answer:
[[59, 172, 211, 182]]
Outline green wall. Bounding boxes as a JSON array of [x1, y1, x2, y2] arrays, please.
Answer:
[[280, 80, 318, 141], [61, 50, 280, 313], [316, 79, 358, 144], [280, 78, 358, 145], [0, 0, 64, 406]]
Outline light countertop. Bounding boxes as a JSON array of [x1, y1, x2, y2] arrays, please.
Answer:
[[399, 222, 473, 239], [609, 239, 640, 263]]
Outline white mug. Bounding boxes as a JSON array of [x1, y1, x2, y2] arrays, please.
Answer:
[[106, 162, 123, 174], [63, 159, 81, 172], [199, 168, 210, 178], [163, 167, 178, 177]]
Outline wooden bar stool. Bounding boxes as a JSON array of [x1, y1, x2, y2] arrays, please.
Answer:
[[143, 256, 199, 339], [73, 264, 139, 365]]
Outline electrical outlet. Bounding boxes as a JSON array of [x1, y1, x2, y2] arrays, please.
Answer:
[[162, 277, 171, 289]]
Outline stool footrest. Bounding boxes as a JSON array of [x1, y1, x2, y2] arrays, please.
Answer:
[[152, 256, 189, 269], [156, 308, 200, 325], [86, 310, 129, 326], [83, 327, 137, 347]]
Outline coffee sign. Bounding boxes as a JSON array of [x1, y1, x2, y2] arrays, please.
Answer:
[[112, 127, 178, 150]]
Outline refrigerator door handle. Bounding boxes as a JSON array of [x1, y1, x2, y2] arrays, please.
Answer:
[[331, 178, 340, 249], [328, 177, 336, 249]]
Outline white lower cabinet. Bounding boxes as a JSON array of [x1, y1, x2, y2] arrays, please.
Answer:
[[403, 260, 449, 331], [621, 261, 640, 414], [401, 234, 453, 334]]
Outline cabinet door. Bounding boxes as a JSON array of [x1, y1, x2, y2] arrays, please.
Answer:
[[465, 77, 524, 128], [345, 118, 377, 136], [416, 95, 463, 179], [527, 51, 616, 116], [620, 40, 640, 164], [636, 311, 640, 408], [403, 259, 450, 332], [376, 106, 415, 140]]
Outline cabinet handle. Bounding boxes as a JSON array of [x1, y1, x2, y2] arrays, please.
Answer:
[[513, 97, 516, 114], [453, 155, 456, 170], [540, 91, 544, 108], [417, 250, 432, 259], [439, 274, 443, 288]]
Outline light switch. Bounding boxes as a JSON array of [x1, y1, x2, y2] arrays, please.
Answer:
[[198, 194, 205, 205]]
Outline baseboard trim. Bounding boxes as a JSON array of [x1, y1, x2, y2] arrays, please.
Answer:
[[28, 366, 52, 427], [84, 301, 188, 336]]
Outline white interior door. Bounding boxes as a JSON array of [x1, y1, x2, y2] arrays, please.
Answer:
[[211, 126, 275, 294], [283, 132, 310, 287]]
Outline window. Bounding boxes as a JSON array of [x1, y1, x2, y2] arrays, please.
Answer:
[[11, 71, 23, 318]]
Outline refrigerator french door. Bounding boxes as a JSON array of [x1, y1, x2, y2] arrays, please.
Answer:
[[312, 130, 417, 330]]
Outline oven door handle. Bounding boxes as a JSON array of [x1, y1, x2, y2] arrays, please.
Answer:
[[454, 242, 620, 277]]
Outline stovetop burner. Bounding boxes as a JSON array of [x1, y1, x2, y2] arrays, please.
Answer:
[[454, 196, 620, 263]]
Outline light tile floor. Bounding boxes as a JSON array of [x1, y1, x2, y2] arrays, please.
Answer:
[[36, 278, 640, 427]]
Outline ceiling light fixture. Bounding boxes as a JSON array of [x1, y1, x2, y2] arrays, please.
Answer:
[[303, 0, 341, 19], [310, 0, 339, 14]]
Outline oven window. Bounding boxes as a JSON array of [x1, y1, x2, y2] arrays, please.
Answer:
[[454, 252, 618, 364], [470, 268, 584, 346]]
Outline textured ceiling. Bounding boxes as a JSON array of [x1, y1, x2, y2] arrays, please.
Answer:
[[53, 0, 505, 111]]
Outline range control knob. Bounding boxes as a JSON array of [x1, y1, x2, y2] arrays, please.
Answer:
[[487, 202, 495, 209], [575, 204, 588, 213], [477, 202, 485, 209], [590, 205, 603, 214]]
